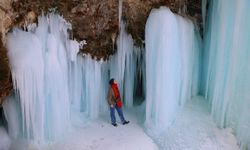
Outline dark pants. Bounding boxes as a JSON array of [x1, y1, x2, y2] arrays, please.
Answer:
[[110, 105, 125, 124]]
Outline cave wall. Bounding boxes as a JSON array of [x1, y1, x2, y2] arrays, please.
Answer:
[[0, 0, 12, 104]]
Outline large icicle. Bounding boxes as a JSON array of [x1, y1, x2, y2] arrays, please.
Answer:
[[204, 0, 250, 148], [5, 14, 72, 142], [145, 7, 201, 134], [7, 29, 45, 142]]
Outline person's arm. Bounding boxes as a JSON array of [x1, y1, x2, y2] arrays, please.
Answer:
[[107, 88, 115, 106], [107, 88, 111, 104]]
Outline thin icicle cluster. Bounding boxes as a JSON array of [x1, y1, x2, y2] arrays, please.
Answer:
[[109, 21, 136, 107], [145, 7, 201, 133], [69, 55, 109, 119], [203, 0, 250, 148]]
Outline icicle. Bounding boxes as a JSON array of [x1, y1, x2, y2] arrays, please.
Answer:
[[7, 28, 45, 142], [145, 7, 201, 134], [118, 0, 123, 30], [204, 0, 250, 148], [5, 13, 72, 142], [4, 9, 141, 146]]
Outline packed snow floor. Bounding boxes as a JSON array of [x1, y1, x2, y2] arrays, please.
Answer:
[[42, 107, 158, 150], [2, 96, 240, 150]]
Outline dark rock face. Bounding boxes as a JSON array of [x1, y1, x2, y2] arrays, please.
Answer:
[[0, 0, 202, 100], [124, 0, 202, 45], [0, 37, 12, 104]]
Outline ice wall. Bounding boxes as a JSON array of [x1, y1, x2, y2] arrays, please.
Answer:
[[204, 0, 250, 148], [80, 56, 109, 118], [145, 7, 201, 133]]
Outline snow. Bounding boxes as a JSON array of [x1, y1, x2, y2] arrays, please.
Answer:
[[45, 111, 158, 150], [5, 107, 158, 150]]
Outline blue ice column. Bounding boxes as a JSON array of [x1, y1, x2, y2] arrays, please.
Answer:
[[204, 0, 250, 148], [145, 7, 201, 133]]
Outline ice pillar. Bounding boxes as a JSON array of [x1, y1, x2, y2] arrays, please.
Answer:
[[204, 0, 250, 148], [145, 7, 201, 133]]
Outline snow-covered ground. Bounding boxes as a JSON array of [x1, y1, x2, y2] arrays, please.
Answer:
[[2, 96, 240, 150], [43, 107, 158, 150], [148, 96, 240, 150]]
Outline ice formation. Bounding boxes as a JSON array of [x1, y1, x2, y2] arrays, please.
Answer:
[[145, 7, 201, 133], [0, 127, 11, 150], [2, 0, 249, 149], [5, 13, 110, 142], [203, 0, 250, 148], [4, 11, 141, 144], [5, 14, 73, 142], [109, 21, 135, 107]]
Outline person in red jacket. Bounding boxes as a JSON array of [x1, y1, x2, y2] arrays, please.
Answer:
[[107, 78, 129, 127]]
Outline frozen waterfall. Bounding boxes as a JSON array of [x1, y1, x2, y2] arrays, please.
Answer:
[[204, 0, 250, 148], [4, 13, 110, 142], [5, 14, 73, 142], [145, 7, 201, 134], [3, 12, 141, 144], [1, 1, 250, 149]]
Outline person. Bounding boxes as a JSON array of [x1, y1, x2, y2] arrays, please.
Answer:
[[107, 78, 129, 127]]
